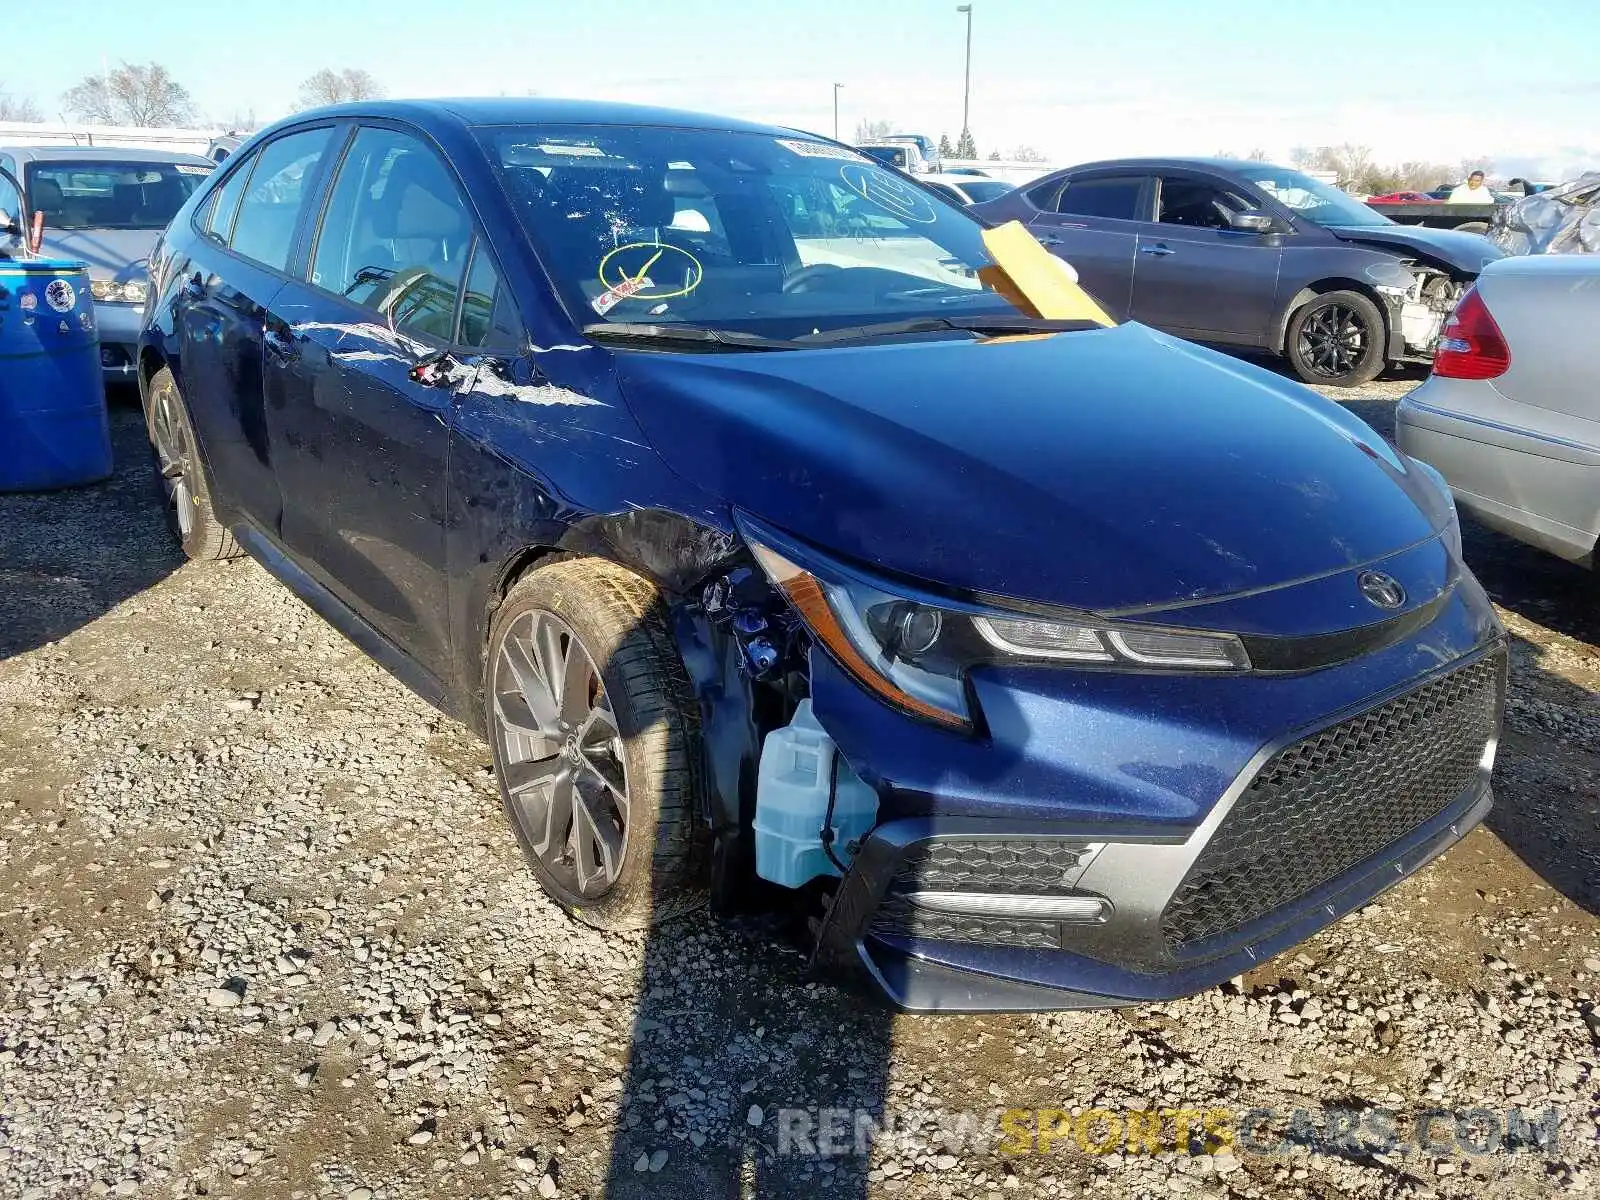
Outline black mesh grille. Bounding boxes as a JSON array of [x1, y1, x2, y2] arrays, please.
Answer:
[[1161, 652, 1502, 950], [867, 840, 1098, 948], [869, 894, 1062, 949]]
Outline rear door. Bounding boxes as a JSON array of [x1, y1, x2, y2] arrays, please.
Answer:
[[1131, 172, 1283, 344], [1024, 172, 1151, 319], [265, 123, 495, 677], [172, 127, 337, 531]]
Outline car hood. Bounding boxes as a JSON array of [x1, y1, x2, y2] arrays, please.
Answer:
[[614, 323, 1449, 613], [1325, 224, 1503, 274], [38, 228, 159, 282]]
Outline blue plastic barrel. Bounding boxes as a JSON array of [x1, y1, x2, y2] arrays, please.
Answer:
[[0, 258, 111, 491]]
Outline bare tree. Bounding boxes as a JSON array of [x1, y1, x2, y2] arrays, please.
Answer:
[[63, 62, 195, 126], [298, 68, 385, 109], [0, 87, 42, 122], [1289, 146, 1316, 169], [1010, 145, 1046, 162], [1246, 148, 1270, 162], [1311, 143, 1376, 187], [854, 117, 894, 142], [1397, 160, 1454, 191], [1458, 157, 1495, 182]]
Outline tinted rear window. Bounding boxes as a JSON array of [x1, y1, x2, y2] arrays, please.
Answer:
[[1053, 176, 1146, 220]]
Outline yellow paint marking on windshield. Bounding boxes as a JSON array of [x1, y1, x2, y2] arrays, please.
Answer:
[[597, 242, 704, 301], [978, 221, 1115, 327]]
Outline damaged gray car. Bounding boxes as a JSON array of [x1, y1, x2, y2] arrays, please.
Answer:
[[1491, 173, 1600, 256]]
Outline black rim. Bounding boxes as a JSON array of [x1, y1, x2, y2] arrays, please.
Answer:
[[490, 609, 630, 898], [1297, 302, 1371, 379]]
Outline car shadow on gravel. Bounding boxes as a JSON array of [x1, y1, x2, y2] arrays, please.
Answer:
[[0, 398, 183, 660], [598, 908, 892, 1199]]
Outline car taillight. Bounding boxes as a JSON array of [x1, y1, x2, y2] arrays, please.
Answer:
[[1433, 286, 1510, 380]]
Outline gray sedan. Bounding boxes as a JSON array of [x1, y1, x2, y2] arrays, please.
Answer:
[[1396, 254, 1600, 564], [0, 146, 214, 381]]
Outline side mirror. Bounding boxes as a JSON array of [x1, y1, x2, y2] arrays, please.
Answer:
[[1227, 210, 1275, 233]]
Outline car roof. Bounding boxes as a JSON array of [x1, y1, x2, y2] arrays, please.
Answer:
[[272, 97, 806, 139], [923, 173, 1006, 187], [0, 145, 215, 166], [1056, 156, 1288, 175]]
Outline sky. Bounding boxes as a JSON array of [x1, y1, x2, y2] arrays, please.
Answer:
[[6, 0, 1596, 180]]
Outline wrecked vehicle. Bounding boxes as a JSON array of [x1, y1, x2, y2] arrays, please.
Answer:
[[137, 100, 1505, 1011], [975, 157, 1503, 386], [1490, 173, 1600, 255]]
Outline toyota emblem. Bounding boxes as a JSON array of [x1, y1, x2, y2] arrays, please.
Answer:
[[1358, 570, 1406, 611]]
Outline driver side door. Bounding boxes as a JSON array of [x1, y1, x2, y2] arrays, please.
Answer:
[[264, 123, 485, 679]]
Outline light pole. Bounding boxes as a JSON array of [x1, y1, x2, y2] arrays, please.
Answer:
[[833, 82, 843, 141], [956, 4, 973, 153]]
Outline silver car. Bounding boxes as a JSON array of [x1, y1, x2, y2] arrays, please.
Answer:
[[0, 146, 214, 381], [1396, 254, 1600, 564]]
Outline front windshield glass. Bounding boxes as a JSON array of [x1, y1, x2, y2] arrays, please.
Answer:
[[959, 180, 1014, 203], [482, 125, 1024, 338], [26, 160, 212, 230], [1232, 164, 1391, 229], [859, 145, 910, 169]]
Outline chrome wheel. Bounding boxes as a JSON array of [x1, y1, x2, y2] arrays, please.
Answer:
[[1296, 302, 1369, 379], [491, 610, 629, 898], [151, 384, 196, 540]]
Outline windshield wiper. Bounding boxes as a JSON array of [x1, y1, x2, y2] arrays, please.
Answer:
[[791, 315, 1101, 345], [581, 323, 797, 352]]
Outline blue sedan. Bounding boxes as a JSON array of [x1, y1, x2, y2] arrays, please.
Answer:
[[137, 99, 1503, 1011]]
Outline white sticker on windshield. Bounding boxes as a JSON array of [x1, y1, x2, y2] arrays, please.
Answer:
[[174, 164, 212, 175], [838, 163, 938, 224], [591, 276, 653, 316], [539, 143, 608, 157], [777, 138, 867, 162]]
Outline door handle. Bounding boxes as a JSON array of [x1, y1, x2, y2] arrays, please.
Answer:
[[1140, 244, 1175, 256]]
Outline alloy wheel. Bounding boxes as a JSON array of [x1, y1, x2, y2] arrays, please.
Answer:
[[151, 387, 197, 540], [1297, 303, 1369, 379], [491, 610, 630, 898]]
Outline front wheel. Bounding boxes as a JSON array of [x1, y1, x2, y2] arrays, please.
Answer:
[[1285, 290, 1386, 388], [485, 558, 702, 930]]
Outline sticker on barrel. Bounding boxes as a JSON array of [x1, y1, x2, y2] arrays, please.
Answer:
[[44, 279, 76, 313]]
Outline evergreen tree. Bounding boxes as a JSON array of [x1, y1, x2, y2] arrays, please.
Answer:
[[955, 129, 977, 159]]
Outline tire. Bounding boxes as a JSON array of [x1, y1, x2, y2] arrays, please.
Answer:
[[1285, 290, 1386, 388], [144, 367, 241, 561], [485, 557, 702, 930], [1453, 221, 1490, 235]]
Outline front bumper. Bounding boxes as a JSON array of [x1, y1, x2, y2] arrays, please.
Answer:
[[91, 302, 142, 381], [809, 617, 1504, 1011]]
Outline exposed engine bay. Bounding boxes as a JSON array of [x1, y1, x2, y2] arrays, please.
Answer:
[[1396, 265, 1467, 358]]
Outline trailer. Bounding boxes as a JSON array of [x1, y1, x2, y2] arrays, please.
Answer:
[[1364, 200, 1499, 234]]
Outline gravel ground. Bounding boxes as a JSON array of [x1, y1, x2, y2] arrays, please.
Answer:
[[2, 372, 1598, 1200]]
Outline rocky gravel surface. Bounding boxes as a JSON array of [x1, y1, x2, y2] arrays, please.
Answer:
[[2, 382, 1598, 1200]]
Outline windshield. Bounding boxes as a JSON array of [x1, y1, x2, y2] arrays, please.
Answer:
[[858, 145, 910, 169], [481, 125, 1024, 338], [959, 180, 1014, 203], [1231, 164, 1391, 229], [25, 159, 212, 231]]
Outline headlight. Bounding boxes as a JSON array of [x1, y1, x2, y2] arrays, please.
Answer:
[[88, 279, 148, 304], [745, 525, 1251, 731]]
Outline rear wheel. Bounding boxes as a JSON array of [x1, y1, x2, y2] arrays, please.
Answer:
[[1285, 290, 1386, 388], [486, 558, 702, 930], [144, 367, 241, 561]]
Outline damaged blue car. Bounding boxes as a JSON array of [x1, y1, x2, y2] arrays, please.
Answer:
[[137, 99, 1504, 1011]]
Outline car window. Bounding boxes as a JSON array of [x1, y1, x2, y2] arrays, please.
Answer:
[[309, 126, 474, 343], [205, 154, 255, 243], [0, 155, 19, 219], [1052, 176, 1147, 221], [457, 242, 521, 349], [1157, 178, 1253, 230], [229, 128, 334, 271], [24, 159, 211, 231]]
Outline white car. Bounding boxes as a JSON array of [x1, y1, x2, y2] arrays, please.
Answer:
[[920, 173, 1017, 206], [1395, 254, 1600, 564]]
